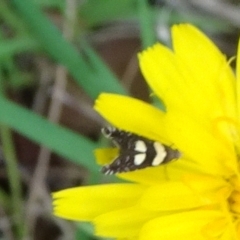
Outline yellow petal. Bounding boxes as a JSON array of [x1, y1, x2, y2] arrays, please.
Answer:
[[117, 238, 137, 240], [140, 177, 231, 211], [203, 218, 230, 239], [117, 165, 171, 185], [94, 206, 159, 238], [220, 226, 237, 240], [139, 210, 224, 240], [172, 24, 236, 120], [117, 157, 201, 184], [53, 184, 146, 221], [138, 43, 184, 111], [94, 93, 170, 144], [165, 110, 238, 176], [95, 147, 119, 165], [236, 220, 240, 238], [237, 39, 240, 116], [139, 24, 236, 125], [139, 42, 215, 134]]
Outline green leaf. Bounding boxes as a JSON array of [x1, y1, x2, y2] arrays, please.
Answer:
[[33, 0, 65, 9], [82, 41, 128, 95], [138, 0, 156, 48], [79, 0, 137, 27], [75, 223, 94, 240], [11, 0, 126, 99], [0, 37, 39, 59], [0, 97, 99, 173]]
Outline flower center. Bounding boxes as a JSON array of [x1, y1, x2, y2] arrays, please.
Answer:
[[229, 178, 240, 216]]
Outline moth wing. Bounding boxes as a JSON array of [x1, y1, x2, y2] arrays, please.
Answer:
[[101, 151, 149, 175]]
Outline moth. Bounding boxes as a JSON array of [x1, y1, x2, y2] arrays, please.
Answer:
[[101, 126, 180, 175]]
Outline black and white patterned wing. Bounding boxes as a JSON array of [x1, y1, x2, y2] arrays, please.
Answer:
[[101, 127, 180, 175]]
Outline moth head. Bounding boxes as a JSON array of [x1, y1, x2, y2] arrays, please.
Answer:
[[101, 126, 116, 139]]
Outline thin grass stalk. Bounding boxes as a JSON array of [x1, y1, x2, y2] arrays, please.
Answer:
[[0, 70, 24, 239]]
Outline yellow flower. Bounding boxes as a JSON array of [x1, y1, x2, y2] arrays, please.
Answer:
[[53, 24, 240, 240]]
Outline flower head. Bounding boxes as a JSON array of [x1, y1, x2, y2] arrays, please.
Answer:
[[53, 24, 240, 240]]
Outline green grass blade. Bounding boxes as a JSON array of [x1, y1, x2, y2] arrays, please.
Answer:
[[75, 223, 93, 240], [0, 124, 24, 238], [0, 97, 99, 173], [0, 0, 28, 36], [79, 0, 136, 27], [0, 37, 39, 59], [82, 41, 127, 95], [34, 0, 65, 9], [11, 0, 125, 99], [138, 0, 156, 48]]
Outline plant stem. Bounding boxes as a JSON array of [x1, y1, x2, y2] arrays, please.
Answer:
[[0, 125, 23, 239], [0, 65, 23, 239]]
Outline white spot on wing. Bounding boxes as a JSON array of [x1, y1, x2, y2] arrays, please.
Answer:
[[134, 153, 146, 165], [152, 142, 167, 166], [134, 140, 147, 152]]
